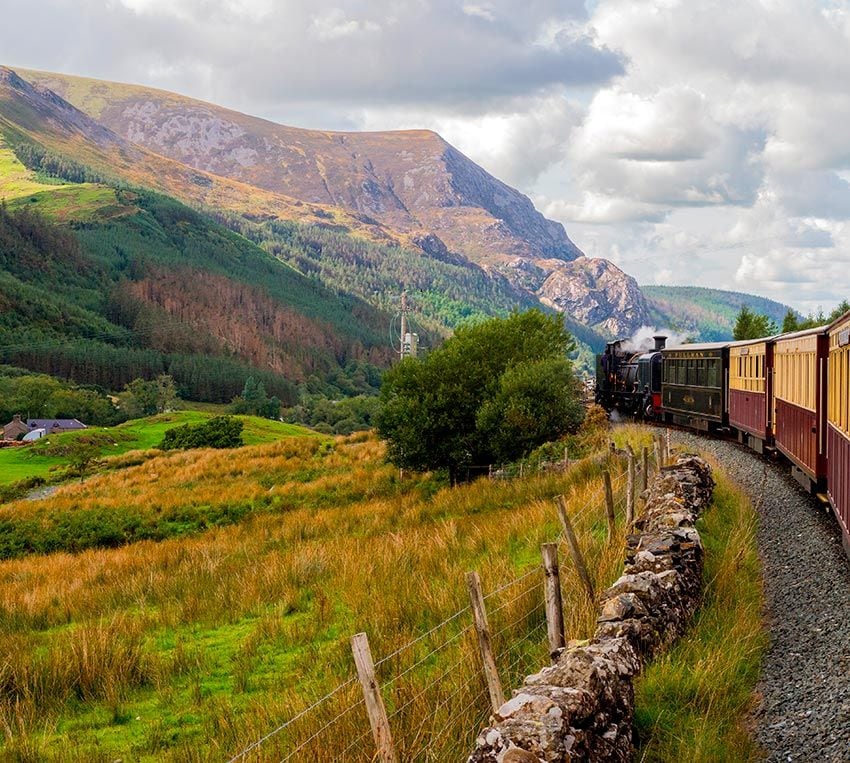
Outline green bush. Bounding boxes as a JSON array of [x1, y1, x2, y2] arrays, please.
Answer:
[[159, 416, 244, 451]]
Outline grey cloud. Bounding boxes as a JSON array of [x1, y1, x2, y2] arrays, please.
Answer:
[[0, 0, 623, 116], [777, 170, 850, 220]]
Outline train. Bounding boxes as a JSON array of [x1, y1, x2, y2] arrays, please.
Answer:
[[596, 311, 850, 555]]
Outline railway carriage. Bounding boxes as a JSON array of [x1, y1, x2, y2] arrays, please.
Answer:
[[728, 338, 774, 453], [772, 325, 829, 492], [828, 312, 850, 549], [661, 342, 729, 431]]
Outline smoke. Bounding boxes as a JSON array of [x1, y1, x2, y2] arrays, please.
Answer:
[[621, 325, 692, 353]]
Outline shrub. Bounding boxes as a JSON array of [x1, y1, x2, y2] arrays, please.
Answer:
[[159, 416, 243, 451]]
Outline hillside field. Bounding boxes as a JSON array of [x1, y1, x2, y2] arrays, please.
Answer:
[[0, 411, 316, 486], [0, 419, 765, 762], [0, 416, 631, 760]]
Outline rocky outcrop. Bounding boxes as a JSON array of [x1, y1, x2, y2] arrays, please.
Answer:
[[537, 259, 650, 337], [468, 455, 715, 763]]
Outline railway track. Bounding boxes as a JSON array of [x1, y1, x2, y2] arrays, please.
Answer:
[[668, 430, 850, 761]]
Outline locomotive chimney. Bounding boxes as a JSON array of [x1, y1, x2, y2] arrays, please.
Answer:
[[653, 335, 667, 351]]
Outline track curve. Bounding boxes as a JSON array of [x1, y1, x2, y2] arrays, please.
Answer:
[[673, 431, 850, 762]]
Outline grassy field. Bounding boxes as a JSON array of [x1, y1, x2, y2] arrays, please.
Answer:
[[0, 415, 638, 761], [0, 136, 132, 222], [0, 138, 54, 198], [0, 411, 317, 486], [0, 422, 764, 761]]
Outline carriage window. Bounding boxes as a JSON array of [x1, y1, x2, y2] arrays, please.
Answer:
[[708, 359, 720, 388]]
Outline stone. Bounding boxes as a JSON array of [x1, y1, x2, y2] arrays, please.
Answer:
[[468, 456, 714, 763]]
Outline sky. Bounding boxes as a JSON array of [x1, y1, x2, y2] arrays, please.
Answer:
[[3, 0, 849, 314]]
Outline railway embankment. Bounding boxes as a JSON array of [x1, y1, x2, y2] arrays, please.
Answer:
[[674, 432, 850, 762], [468, 455, 715, 762]]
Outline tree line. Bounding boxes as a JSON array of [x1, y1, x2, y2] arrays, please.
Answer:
[[734, 301, 850, 340]]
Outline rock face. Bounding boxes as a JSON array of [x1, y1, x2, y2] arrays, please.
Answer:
[[468, 455, 715, 763], [16, 68, 651, 336]]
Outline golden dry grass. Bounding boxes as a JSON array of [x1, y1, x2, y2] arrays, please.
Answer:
[[0, 425, 654, 761]]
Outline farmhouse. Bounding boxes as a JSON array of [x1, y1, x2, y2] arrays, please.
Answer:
[[2, 414, 28, 441]]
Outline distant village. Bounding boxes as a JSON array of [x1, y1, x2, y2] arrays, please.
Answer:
[[1, 415, 87, 445]]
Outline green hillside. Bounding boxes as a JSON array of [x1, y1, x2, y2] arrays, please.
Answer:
[[0, 150, 399, 401], [0, 411, 317, 486], [643, 285, 793, 341]]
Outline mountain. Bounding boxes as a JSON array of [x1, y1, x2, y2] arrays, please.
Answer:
[[13, 67, 649, 336], [644, 285, 793, 341]]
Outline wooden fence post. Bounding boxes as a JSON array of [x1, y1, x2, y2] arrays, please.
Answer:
[[602, 471, 616, 541], [351, 633, 398, 763], [540, 543, 565, 659], [641, 446, 649, 492], [654, 436, 663, 470], [555, 495, 595, 603], [665, 428, 672, 463], [466, 571, 505, 713], [626, 448, 635, 527]]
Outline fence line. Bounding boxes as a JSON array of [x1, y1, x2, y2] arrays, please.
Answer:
[[224, 444, 656, 762]]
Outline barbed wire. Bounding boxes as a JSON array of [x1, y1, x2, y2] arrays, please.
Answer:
[[279, 695, 365, 763], [230, 463, 645, 761], [375, 605, 471, 669], [382, 624, 474, 690], [227, 677, 358, 762]]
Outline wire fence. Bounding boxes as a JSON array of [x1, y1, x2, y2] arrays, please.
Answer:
[[225, 447, 655, 762]]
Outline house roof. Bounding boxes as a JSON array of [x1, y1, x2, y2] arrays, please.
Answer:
[[26, 418, 87, 430]]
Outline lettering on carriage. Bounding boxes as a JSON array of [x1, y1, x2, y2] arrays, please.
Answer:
[[683, 394, 695, 404]]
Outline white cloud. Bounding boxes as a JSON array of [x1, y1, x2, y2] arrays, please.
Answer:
[[462, 3, 495, 22], [310, 9, 380, 41]]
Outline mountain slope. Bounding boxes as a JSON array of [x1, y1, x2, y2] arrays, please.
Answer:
[[14, 67, 650, 336], [0, 67, 396, 244], [644, 285, 793, 341], [0, 139, 396, 400]]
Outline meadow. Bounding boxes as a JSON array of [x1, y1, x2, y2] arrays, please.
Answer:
[[0, 411, 316, 487], [0, 420, 762, 761]]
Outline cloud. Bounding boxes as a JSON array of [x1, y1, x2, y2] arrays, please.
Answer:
[[310, 9, 380, 41], [3, 0, 623, 112], [358, 91, 582, 187]]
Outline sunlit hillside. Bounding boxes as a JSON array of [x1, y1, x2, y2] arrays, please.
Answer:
[[0, 421, 644, 761]]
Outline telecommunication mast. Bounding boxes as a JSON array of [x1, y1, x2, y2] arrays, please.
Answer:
[[399, 291, 418, 359]]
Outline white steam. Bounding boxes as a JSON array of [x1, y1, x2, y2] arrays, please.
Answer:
[[621, 325, 692, 353]]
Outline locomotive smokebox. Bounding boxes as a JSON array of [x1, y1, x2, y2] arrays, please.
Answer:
[[654, 335, 667, 351]]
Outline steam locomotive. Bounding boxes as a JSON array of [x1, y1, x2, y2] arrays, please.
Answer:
[[595, 335, 666, 420]]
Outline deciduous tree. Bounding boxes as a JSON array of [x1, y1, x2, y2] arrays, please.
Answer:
[[377, 310, 582, 482]]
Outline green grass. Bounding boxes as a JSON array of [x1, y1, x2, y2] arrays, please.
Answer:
[[0, 138, 55, 198], [0, 136, 132, 222], [5, 183, 130, 222], [634, 468, 766, 762], [0, 411, 318, 487]]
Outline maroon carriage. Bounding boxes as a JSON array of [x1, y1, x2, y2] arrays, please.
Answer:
[[773, 325, 829, 492], [728, 338, 774, 454], [827, 311, 850, 551]]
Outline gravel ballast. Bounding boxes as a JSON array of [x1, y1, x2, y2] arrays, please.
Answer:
[[674, 432, 850, 762]]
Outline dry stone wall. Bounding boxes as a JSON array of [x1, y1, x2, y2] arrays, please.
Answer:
[[468, 455, 715, 763]]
